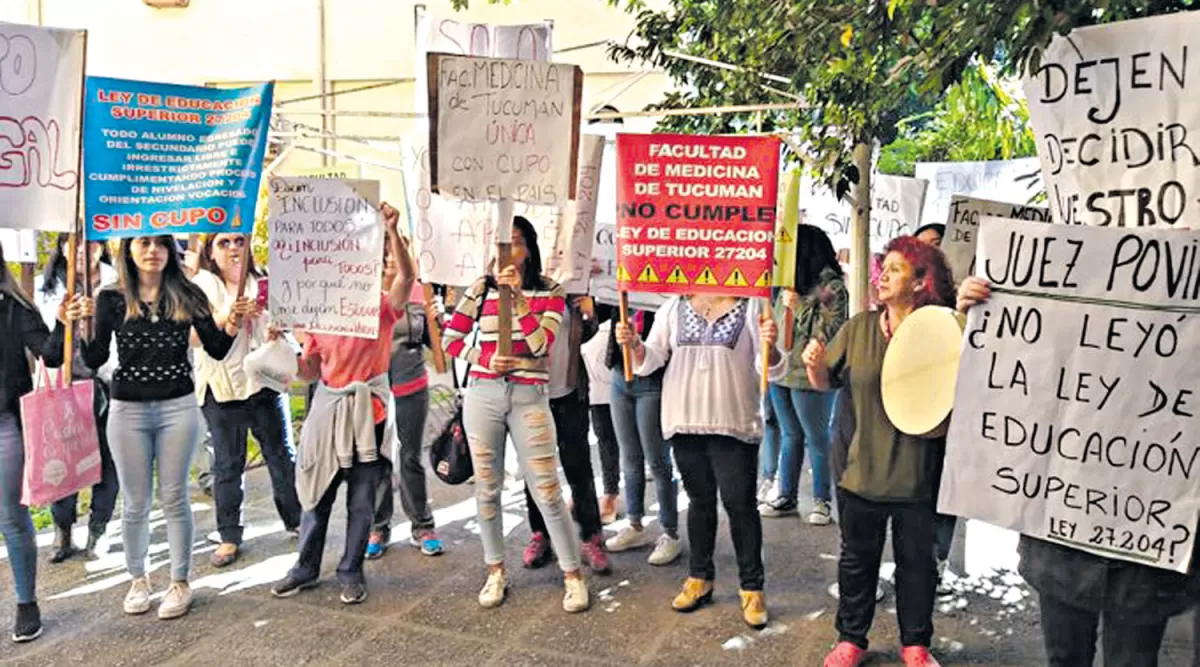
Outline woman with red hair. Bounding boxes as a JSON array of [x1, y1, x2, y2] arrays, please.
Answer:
[[802, 236, 955, 667]]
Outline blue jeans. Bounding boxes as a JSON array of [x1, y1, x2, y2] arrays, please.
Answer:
[[109, 396, 201, 581], [765, 384, 835, 502], [610, 368, 678, 536], [0, 413, 37, 604], [462, 377, 581, 572]]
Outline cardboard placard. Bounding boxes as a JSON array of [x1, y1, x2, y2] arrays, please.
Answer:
[[943, 195, 1051, 282]]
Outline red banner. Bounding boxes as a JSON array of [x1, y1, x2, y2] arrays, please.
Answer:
[[616, 133, 780, 298]]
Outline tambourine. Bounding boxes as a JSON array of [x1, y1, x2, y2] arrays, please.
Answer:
[[881, 306, 966, 438]]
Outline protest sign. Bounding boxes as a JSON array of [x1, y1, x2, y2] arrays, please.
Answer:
[[0, 229, 37, 263], [409, 18, 553, 285], [267, 177, 383, 339], [616, 134, 781, 297], [591, 222, 667, 311], [773, 169, 801, 289], [943, 195, 1050, 282], [427, 53, 582, 209], [803, 173, 927, 252], [1023, 13, 1200, 227], [915, 158, 1043, 226], [83, 77, 273, 240], [939, 217, 1200, 573], [0, 23, 86, 233]]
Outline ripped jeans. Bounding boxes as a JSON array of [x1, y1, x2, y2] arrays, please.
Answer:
[[463, 376, 581, 572]]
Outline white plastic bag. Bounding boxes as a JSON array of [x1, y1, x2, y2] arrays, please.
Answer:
[[243, 338, 299, 395]]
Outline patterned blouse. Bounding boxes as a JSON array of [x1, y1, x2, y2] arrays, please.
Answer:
[[776, 267, 848, 389]]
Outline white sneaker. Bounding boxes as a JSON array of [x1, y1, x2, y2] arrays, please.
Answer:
[[478, 570, 507, 609], [756, 479, 775, 504], [648, 534, 681, 566], [827, 581, 886, 602], [157, 581, 192, 620], [605, 525, 652, 552], [808, 499, 833, 525], [936, 560, 952, 596], [563, 576, 590, 613], [124, 576, 153, 615]]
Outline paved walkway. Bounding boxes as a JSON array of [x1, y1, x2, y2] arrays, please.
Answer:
[[1, 464, 1194, 666]]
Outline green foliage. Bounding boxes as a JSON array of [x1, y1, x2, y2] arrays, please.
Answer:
[[877, 62, 1037, 177]]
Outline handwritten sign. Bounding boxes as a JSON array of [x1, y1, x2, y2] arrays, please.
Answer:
[[803, 173, 928, 252], [943, 195, 1050, 282], [1023, 13, 1200, 227], [428, 53, 582, 209], [0, 229, 37, 263], [522, 134, 604, 293], [268, 177, 383, 339], [0, 23, 85, 233], [616, 133, 780, 297], [915, 158, 1043, 226], [940, 217, 1200, 572], [409, 18, 553, 285], [83, 77, 273, 240]]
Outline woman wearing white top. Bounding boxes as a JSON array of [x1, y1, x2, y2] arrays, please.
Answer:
[[192, 233, 302, 567], [616, 294, 784, 629], [34, 235, 121, 562]]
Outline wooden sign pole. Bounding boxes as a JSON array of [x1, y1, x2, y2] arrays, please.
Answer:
[[617, 291, 633, 382], [63, 232, 78, 383], [423, 284, 448, 373], [760, 296, 772, 395], [494, 199, 514, 357]]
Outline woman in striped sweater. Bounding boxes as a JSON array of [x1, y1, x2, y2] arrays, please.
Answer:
[[442, 216, 589, 614]]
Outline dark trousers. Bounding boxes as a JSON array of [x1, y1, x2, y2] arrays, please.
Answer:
[[836, 488, 936, 649], [1039, 594, 1170, 667], [290, 422, 385, 585], [672, 434, 764, 591], [373, 389, 432, 535], [525, 391, 602, 542], [202, 389, 302, 544], [934, 513, 957, 562], [52, 382, 119, 534], [591, 404, 620, 497]]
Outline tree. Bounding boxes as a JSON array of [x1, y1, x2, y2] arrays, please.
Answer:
[[877, 62, 1037, 177]]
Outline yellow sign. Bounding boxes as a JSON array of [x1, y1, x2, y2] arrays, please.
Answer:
[[617, 264, 633, 282], [724, 267, 749, 288], [637, 264, 661, 283], [695, 267, 718, 286], [754, 270, 771, 288], [666, 265, 689, 285], [773, 169, 801, 288]]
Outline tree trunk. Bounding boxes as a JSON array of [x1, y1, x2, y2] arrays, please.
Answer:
[[849, 141, 873, 315]]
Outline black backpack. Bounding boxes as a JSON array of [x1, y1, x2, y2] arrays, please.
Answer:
[[428, 284, 490, 486]]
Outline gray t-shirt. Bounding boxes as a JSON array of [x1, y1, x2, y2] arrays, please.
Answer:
[[548, 306, 573, 400], [389, 303, 428, 392]]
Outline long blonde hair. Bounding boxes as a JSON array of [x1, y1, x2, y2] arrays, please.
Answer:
[[0, 241, 35, 310], [115, 235, 211, 322]]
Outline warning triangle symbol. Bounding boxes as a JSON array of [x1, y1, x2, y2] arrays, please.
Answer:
[[724, 267, 749, 288], [637, 264, 661, 284], [776, 227, 793, 243], [617, 264, 633, 282], [754, 270, 770, 288], [666, 265, 689, 285], [695, 266, 718, 286]]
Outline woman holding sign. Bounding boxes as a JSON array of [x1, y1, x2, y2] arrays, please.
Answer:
[[441, 216, 590, 614], [615, 294, 784, 629], [957, 276, 1200, 667], [192, 233, 303, 568], [53, 235, 239, 621], [802, 236, 954, 667], [0, 248, 52, 643]]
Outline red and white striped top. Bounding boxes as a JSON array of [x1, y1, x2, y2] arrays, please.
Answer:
[[442, 277, 566, 385]]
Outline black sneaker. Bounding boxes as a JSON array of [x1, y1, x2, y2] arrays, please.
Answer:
[[758, 497, 799, 518], [270, 574, 318, 598], [12, 602, 42, 643], [340, 581, 368, 605]]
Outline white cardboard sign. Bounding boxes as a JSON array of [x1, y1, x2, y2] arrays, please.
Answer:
[[1023, 13, 1200, 227], [268, 178, 383, 339], [939, 217, 1200, 573], [943, 195, 1050, 282], [0, 23, 86, 233], [915, 158, 1043, 227], [802, 173, 928, 252]]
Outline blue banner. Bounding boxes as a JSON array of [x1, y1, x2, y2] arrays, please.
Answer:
[[83, 77, 274, 239]]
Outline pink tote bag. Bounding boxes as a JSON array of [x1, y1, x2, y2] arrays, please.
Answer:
[[19, 363, 101, 507]]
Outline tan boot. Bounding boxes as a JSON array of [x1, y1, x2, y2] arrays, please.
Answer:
[[740, 589, 768, 628], [671, 577, 713, 612]]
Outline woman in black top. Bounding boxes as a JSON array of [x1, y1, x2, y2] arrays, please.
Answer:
[[54, 235, 237, 621], [0, 245, 51, 643]]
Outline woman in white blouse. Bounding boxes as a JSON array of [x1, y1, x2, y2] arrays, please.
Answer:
[[192, 233, 302, 567], [616, 293, 784, 628]]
